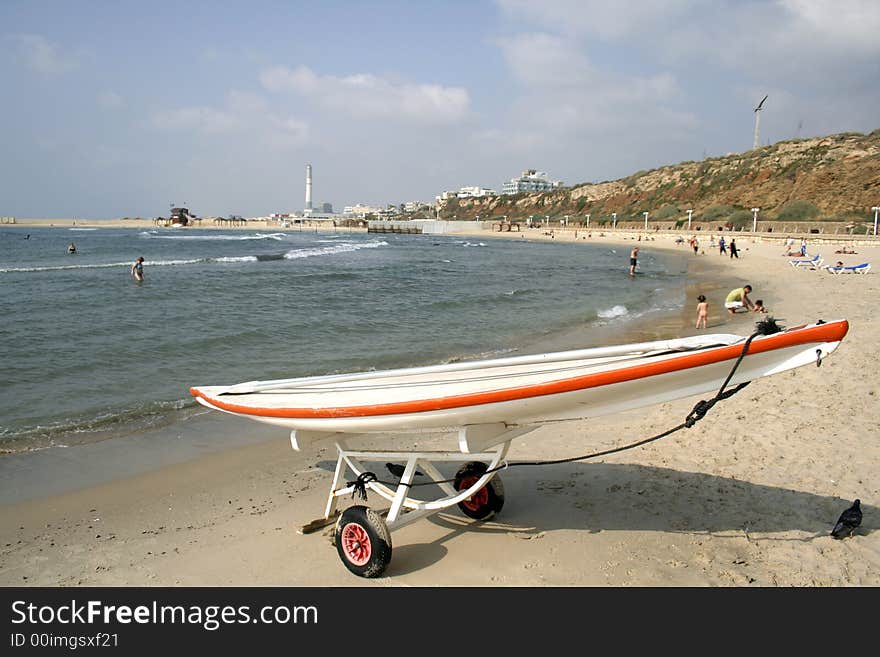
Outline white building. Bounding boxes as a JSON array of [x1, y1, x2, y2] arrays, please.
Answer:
[[501, 169, 563, 195], [457, 186, 496, 198], [435, 186, 496, 204], [343, 204, 384, 218]]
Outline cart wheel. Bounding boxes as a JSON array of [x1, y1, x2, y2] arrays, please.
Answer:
[[454, 461, 505, 520], [334, 505, 392, 578]]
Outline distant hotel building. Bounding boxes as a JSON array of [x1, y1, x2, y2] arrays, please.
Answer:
[[501, 169, 563, 195], [435, 186, 496, 203], [343, 204, 384, 218]]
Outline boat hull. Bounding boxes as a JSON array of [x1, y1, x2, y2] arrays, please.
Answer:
[[191, 320, 847, 433]]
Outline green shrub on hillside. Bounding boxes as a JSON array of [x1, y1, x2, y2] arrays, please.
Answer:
[[702, 205, 738, 221], [727, 210, 753, 229], [653, 204, 680, 220], [776, 200, 820, 222]]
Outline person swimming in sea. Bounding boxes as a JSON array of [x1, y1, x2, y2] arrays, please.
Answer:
[[68, 242, 76, 254], [131, 256, 145, 281]]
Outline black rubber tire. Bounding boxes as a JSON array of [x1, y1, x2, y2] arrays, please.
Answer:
[[334, 506, 392, 578], [454, 461, 505, 520]]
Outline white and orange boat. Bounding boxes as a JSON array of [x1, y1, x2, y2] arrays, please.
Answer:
[[190, 318, 848, 577]]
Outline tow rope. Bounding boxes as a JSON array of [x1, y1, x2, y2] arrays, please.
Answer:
[[348, 317, 785, 496]]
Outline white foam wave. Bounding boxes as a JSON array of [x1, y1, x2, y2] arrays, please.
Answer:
[[1, 258, 203, 273], [283, 240, 388, 260], [139, 231, 286, 241], [597, 304, 629, 319], [215, 255, 258, 263], [1, 261, 133, 273]]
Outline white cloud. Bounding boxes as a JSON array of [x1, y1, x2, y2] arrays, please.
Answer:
[[10, 34, 79, 74], [151, 90, 308, 147], [97, 91, 125, 110], [496, 0, 697, 40], [259, 65, 470, 124], [781, 0, 880, 51]]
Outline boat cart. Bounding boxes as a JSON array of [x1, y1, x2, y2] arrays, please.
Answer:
[[293, 423, 535, 578]]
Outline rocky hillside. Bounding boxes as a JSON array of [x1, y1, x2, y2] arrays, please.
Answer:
[[438, 130, 880, 229]]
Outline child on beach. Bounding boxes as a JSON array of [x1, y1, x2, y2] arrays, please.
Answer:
[[695, 294, 708, 329], [753, 299, 767, 313]]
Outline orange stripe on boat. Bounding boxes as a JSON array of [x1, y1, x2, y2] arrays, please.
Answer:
[[190, 320, 848, 420]]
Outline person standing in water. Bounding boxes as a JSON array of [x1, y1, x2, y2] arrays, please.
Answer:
[[629, 246, 639, 276], [131, 256, 145, 281]]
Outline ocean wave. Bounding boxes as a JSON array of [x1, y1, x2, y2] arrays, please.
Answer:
[[284, 240, 388, 260], [214, 255, 258, 263], [139, 231, 287, 241], [0, 258, 206, 273], [0, 398, 196, 454], [0, 241, 388, 273], [597, 304, 629, 319]]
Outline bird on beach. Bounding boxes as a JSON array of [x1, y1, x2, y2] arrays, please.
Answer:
[[831, 499, 862, 539], [385, 462, 423, 479]]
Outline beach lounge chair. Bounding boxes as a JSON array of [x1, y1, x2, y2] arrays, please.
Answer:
[[789, 254, 823, 269], [823, 262, 870, 274]]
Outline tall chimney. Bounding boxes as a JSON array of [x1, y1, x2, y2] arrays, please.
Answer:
[[305, 164, 313, 212]]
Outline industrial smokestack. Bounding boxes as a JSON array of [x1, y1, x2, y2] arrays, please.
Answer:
[[305, 164, 313, 212]]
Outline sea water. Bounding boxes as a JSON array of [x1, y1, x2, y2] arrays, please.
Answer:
[[0, 226, 686, 453]]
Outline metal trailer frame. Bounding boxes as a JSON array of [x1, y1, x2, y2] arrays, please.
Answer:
[[294, 423, 535, 577]]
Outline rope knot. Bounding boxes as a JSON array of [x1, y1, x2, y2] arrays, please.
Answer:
[[685, 398, 715, 427], [348, 472, 377, 501]]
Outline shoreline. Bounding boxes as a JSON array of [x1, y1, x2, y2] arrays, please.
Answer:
[[1, 228, 878, 585]]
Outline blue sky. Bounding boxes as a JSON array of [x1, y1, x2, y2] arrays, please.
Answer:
[[2, 0, 878, 218]]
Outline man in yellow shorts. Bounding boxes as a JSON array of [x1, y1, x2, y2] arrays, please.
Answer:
[[724, 285, 754, 314]]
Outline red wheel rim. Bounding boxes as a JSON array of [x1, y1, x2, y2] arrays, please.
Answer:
[[459, 475, 489, 512], [341, 522, 372, 566]]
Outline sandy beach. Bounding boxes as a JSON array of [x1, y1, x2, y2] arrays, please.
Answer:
[[1, 226, 878, 586]]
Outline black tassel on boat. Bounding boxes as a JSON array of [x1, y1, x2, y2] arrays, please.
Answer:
[[348, 472, 378, 501]]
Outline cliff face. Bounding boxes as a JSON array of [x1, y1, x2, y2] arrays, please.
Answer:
[[440, 130, 880, 226]]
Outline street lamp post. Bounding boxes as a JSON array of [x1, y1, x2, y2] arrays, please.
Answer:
[[687, 209, 693, 230], [872, 206, 880, 236], [612, 212, 617, 229], [751, 207, 760, 233], [643, 211, 649, 231]]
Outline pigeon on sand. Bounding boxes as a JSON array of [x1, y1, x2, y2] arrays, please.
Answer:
[[831, 499, 862, 539]]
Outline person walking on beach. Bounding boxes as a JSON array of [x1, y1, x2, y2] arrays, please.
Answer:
[[800, 238, 807, 256], [131, 256, 145, 282], [695, 294, 708, 329], [629, 246, 639, 276], [725, 285, 754, 314], [718, 236, 726, 255], [729, 239, 739, 259]]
